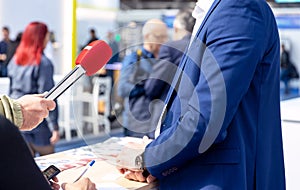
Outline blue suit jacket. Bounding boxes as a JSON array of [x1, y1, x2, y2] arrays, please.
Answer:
[[144, 0, 286, 189]]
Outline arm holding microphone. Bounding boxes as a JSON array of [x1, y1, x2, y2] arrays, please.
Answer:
[[0, 40, 112, 131], [0, 94, 56, 131]]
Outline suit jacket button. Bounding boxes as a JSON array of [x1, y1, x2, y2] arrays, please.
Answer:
[[162, 171, 168, 176]]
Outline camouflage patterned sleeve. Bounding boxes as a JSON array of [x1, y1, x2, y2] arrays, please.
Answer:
[[0, 95, 23, 128]]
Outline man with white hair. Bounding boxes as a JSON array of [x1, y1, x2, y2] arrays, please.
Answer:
[[118, 19, 168, 138]]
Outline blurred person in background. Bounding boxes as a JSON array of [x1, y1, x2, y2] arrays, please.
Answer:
[[144, 9, 196, 129], [10, 32, 23, 58], [280, 44, 299, 95], [106, 31, 119, 65], [44, 31, 59, 63], [81, 28, 99, 50], [105, 30, 120, 86], [118, 19, 168, 138], [0, 26, 13, 77], [7, 21, 60, 157], [87, 28, 99, 44]]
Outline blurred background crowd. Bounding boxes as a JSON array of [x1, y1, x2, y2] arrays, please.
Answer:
[[0, 0, 300, 154]]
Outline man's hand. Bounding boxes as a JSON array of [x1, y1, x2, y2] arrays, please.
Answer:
[[116, 136, 152, 170], [61, 177, 96, 190], [118, 168, 156, 183], [0, 53, 7, 61], [50, 130, 60, 144], [16, 94, 56, 131], [50, 176, 60, 190], [116, 136, 156, 183], [42, 174, 60, 190]]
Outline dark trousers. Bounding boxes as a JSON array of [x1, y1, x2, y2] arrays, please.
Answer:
[[280, 68, 290, 94], [0, 115, 52, 190]]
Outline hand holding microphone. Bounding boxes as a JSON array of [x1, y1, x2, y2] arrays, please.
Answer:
[[45, 40, 112, 100]]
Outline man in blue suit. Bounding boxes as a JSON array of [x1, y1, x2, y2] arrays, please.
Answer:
[[119, 0, 286, 189]]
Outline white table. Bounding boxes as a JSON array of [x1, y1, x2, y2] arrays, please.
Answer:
[[35, 138, 157, 190]]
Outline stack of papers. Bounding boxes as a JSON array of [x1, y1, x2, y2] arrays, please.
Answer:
[[35, 137, 146, 171]]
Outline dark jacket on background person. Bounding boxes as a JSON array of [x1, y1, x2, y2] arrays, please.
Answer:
[[145, 34, 192, 101], [118, 48, 155, 138], [0, 40, 8, 76]]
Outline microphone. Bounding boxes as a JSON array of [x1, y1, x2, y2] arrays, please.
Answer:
[[45, 40, 112, 100]]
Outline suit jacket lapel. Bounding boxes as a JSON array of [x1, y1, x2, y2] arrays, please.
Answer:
[[164, 0, 222, 107]]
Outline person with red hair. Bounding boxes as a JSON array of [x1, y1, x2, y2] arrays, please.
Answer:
[[7, 21, 60, 156]]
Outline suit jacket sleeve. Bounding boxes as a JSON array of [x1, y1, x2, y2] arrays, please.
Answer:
[[144, 1, 277, 179]]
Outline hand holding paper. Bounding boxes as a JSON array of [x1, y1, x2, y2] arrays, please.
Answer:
[[116, 136, 152, 171], [115, 136, 156, 183]]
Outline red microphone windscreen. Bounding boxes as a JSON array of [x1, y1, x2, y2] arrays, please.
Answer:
[[75, 40, 112, 76]]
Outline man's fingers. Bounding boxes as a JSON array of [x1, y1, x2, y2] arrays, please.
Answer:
[[61, 183, 66, 189], [124, 170, 138, 181], [117, 168, 126, 174], [124, 170, 146, 182], [46, 100, 56, 111], [89, 182, 96, 190], [52, 176, 59, 182], [147, 175, 156, 183], [51, 182, 60, 190], [41, 99, 56, 111], [135, 171, 146, 182], [41, 109, 49, 118]]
